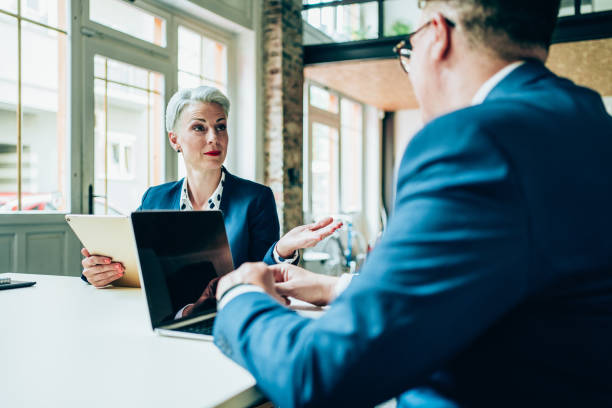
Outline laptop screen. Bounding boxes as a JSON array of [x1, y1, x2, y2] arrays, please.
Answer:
[[131, 211, 234, 328]]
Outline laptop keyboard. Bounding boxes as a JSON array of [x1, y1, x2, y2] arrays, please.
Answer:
[[176, 318, 215, 336]]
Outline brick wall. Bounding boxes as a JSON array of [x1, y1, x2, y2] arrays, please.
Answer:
[[262, 0, 304, 234]]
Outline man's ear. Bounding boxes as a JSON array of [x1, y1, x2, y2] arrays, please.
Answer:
[[430, 13, 453, 62]]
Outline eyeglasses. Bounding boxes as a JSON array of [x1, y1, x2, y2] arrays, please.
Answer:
[[393, 17, 456, 74]]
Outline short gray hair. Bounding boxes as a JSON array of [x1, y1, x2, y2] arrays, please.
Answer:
[[165, 86, 230, 132]]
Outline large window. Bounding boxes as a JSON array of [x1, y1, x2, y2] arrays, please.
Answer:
[[0, 1, 69, 211], [305, 83, 364, 220], [89, 0, 167, 47], [176, 24, 229, 179], [559, 0, 612, 16], [340, 98, 363, 214], [178, 25, 228, 93], [84, 0, 171, 215], [303, 1, 379, 42], [92, 56, 165, 215], [303, 0, 420, 44], [0, 0, 234, 212]]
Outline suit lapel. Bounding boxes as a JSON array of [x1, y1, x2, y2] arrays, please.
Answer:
[[171, 178, 183, 210]]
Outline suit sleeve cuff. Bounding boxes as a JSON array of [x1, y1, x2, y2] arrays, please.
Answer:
[[218, 284, 265, 310], [175, 304, 191, 319], [272, 244, 299, 264], [332, 273, 356, 301]]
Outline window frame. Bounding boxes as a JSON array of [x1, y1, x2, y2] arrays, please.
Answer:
[[304, 80, 366, 222], [0, 1, 71, 212], [80, 34, 175, 214], [0, 0, 241, 213], [80, 0, 172, 58], [173, 15, 236, 174], [79, 0, 237, 214]]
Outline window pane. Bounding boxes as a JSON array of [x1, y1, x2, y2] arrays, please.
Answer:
[[94, 56, 165, 215], [107, 58, 149, 89], [201, 79, 227, 95], [311, 122, 339, 217], [593, 0, 612, 12], [0, 0, 17, 14], [559, 0, 575, 16], [177, 70, 228, 98], [302, 2, 378, 43], [0, 13, 18, 210], [19, 21, 68, 211], [202, 37, 227, 86], [178, 26, 201, 75], [178, 71, 202, 89], [383, 0, 421, 37], [177, 26, 229, 178], [310, 85, 338, 113], [340, 99, 362, 213], [90, 0, 166, 47], [22, 0, 68, 31], [178, 25, 228, 89], [0, 14, 69, 212]]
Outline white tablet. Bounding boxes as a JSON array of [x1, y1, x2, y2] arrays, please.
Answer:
[[65, 214, 140, 287]]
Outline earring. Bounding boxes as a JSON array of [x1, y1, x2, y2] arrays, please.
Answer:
[[176, 147, 181, 153]]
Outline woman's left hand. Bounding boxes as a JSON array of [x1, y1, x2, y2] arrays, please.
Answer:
[[275, 217, 343, 259]]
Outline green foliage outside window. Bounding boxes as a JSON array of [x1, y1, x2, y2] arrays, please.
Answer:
[[388, 20, 411, 36]]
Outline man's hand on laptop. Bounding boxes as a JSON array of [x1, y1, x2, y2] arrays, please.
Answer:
[[216, 262, 289, 306], [81, 248, 124, 288]]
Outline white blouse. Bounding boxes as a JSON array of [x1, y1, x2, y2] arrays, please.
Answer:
[[179, 170, 225, 211]]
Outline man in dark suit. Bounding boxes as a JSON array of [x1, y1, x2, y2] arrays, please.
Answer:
[[211, 1, 612, 406]]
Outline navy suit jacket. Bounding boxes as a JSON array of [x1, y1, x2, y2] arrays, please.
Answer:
[[213, 61, 612, 407], [138, 169, 281, 267]]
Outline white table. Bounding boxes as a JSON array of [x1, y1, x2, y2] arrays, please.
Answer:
[[0, 273, 264, 408]]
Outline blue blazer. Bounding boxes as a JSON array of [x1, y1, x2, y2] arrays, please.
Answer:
[[213, 61, 612, 407], [139, 169, 281, 267]]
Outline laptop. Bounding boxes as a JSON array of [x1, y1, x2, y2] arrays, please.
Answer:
[[131, 210, 234, 341]]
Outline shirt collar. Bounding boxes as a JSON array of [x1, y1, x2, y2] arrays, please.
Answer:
[[471, 61, 525, 105], [179, 169, 225, 211]]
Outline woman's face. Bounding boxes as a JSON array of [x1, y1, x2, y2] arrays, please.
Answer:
[[170, 102, 228, 172]]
